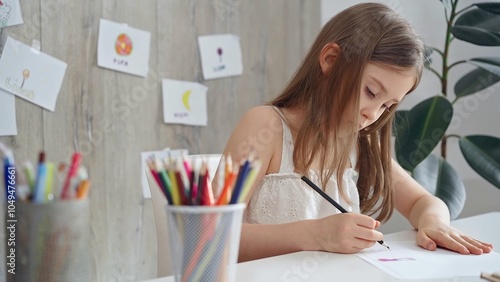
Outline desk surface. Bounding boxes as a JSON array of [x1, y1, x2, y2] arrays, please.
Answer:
[[145, 212, 500, 282]]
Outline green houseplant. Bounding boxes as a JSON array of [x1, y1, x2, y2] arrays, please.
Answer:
[[394, 0, 500, 219]]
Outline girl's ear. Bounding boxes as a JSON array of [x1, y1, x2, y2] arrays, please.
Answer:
[[319, 43, 341, 74]]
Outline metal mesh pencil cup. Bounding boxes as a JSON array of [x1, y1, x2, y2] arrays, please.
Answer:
[[166, 203, 245, 282], [11, 199, 91, 282]]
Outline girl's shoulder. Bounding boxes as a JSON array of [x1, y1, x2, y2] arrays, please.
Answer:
[[245, 105, 280, 118], [239, 105, 283, 132], [228, 105, 284, 173]]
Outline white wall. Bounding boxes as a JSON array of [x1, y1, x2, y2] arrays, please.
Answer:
[[321, 0, 500, 233]]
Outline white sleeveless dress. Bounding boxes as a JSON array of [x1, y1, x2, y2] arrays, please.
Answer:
[[243, 107, 361, 224]]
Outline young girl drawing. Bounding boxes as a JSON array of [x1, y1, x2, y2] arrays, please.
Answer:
[[216, 2, 493, 262]]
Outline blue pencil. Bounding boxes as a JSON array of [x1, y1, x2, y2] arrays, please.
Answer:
[[33, 152, 47, 203], [229, 155, 252, 204]]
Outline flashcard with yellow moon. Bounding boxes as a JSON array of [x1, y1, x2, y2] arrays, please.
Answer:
[[182, 90, 192, 111], [162, 79, 207, 126]]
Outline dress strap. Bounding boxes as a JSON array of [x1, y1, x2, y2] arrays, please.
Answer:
[[271, 105, 287, 121], [269, 106, 295, 173]]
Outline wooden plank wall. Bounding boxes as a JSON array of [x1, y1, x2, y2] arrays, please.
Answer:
[[0, 0, 320, 280]]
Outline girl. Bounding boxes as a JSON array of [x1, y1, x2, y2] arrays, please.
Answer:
[[217, 2, 493, 262]]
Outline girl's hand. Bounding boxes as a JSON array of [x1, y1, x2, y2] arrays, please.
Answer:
[[312, 213, 383, 253], [416, 217, 493, 255]]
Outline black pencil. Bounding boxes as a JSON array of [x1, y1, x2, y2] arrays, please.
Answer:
[[301, 175, 390, 249]]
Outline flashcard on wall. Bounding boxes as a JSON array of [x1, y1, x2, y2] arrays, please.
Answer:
[[0, 89, 16, 136], [198, 34, 243, 80], [0, 0, 23, 28], [97, 19, 151, 77], [0, 37, 67, 112], [162, 79, 208, 126]]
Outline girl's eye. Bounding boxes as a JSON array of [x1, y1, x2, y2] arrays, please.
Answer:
[[365, 87, 376, 98], [366, 86, 392, 112]]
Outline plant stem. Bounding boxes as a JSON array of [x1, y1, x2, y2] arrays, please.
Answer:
[[431, 47, 445, 58], [425, 66, 443, 80], [442, 6, 456, 97], [441, 136, 448, 159], [455, 4, 473, 16], [449, 60, 466, 71], [440, 0, 459, 160]]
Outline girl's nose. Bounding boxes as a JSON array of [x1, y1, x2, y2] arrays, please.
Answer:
[[362, 107, 379, 123]]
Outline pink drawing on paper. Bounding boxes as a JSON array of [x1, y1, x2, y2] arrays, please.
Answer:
[[378, 257, 415, 262]]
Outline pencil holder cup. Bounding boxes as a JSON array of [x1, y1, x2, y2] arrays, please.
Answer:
[[8, 199, 91, 282], [166, 203, 246, 282]]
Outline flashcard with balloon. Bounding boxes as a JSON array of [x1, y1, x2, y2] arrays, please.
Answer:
[[97, 19, 151, 77], [198, 34, 243, 80], [0, 0, 23, 28], [0, 37, 67, 112], [162, 79, 208, 126]]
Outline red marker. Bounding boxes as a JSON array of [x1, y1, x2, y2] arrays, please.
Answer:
[[60, 152, 82, 199]]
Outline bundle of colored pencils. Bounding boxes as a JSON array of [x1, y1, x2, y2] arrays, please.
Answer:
[[146, 152, 261, 206], [1, 141, 90, 203]]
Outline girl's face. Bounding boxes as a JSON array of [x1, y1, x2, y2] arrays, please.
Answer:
[[358, 63, 416, 130]]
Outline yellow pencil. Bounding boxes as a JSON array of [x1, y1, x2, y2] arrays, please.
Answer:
[[166, 160, 181, 205], [44, 162, 55, 201], [237, 160, 262, 203]]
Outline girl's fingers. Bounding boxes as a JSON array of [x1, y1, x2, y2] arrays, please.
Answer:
[[416, 231, 437, 251], [460, 236, 493, 254], [354, 226, 383, 242], [351, 237, 377, 250], [438, 235, 470, 254], [451, 234, 483, 255], [352, 214, 378, 229]]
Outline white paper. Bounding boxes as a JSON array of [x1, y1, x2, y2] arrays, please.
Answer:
[[0, 89, 16, 136], [162, 79, 208, 126], [97, 19, 151, 77], [0, 37, 67, 112], [357, 240, 500, 279], [140, 148, 188, 199], [0, 0, 23, 28], [198, 34, 243, 80]]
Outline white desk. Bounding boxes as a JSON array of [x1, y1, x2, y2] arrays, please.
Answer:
[[145, 212, 500, 282]]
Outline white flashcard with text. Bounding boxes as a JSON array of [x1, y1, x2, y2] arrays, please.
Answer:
[[0, 37, 67, 112], [198, 34, 243, 80], [162, 79, 208, 126], [97, 19, 151, 77]]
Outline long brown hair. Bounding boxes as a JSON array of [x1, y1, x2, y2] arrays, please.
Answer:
[[270, 3, 424, 222]]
